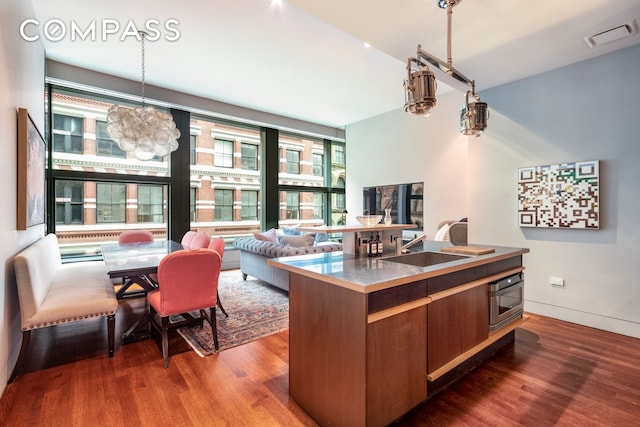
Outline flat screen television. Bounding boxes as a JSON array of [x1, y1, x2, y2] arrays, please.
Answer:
[[363, 182, 423, 230]]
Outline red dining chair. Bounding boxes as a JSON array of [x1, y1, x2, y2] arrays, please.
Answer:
[[116, 230, 156, 298], [180, 230, 198, 248], [208, 237, 228, 317], [148, 249, 221, 367], [119, 230, 154, 244], [189, 232, 211, 249]]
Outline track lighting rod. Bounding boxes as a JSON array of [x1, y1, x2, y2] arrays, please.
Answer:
[[414, 45, 474, 91]]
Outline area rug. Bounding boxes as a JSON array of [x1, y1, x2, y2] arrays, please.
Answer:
[[175, 270, 289, 356]]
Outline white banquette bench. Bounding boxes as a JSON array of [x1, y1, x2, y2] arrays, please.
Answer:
[[9, 234, 118, 383]]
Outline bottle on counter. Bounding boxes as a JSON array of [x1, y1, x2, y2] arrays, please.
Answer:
[[375, 233, 383, 256]]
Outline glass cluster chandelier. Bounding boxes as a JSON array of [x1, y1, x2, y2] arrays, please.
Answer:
[[106, 32, 180, 160], [404, 0, 489, 137]]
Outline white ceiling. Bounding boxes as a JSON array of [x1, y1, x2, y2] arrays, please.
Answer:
[[30, 0, 640, 128]]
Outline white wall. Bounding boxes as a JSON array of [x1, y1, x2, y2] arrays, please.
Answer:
[[471, 44, 640, 338], [0, 0, 45, 393], [346, 91, 469, 238], [347, 44, 639, 339]]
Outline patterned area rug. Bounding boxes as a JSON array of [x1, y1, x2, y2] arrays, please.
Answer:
[[176, 270, 289, 356]]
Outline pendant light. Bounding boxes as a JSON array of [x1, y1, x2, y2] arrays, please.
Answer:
[[106, 32, 180, 160], [404, 0, 489, 136]]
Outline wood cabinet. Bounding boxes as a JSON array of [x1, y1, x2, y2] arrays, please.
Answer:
[[427, 285, 489, 373], [283, 251, 526, 427], [289, 273, 428, 427], [367, 306, 427, 425]]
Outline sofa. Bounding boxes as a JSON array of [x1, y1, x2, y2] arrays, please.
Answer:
[[234, 229, 342, 291]]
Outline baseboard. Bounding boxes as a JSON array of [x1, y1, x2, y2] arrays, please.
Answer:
[[526, 300, 640, 339]]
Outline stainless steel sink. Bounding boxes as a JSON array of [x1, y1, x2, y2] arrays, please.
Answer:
[[382, 251, 469, 267]]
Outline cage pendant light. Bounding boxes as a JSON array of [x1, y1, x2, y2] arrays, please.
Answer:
[[404, 0, 489, 136]]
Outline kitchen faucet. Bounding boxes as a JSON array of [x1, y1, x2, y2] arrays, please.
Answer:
[[397, 233, 426, 254]]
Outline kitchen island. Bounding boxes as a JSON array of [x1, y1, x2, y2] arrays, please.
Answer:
[[268, 241, 529, 427]]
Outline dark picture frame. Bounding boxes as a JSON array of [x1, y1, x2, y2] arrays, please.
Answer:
[[17, 108, 46, 230]]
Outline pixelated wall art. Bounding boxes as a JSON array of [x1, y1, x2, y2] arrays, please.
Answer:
[[518, 160, 599, 229]]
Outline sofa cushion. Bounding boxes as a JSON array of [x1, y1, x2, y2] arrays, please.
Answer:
[[254, 228, 278, 243], [280, 226, 302, 236], [279, 233, 316, 247]]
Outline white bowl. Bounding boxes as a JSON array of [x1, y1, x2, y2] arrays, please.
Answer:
[[356, 215, 382, 227]]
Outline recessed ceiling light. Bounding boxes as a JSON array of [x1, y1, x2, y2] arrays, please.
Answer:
[[584, 19, 639, 48]]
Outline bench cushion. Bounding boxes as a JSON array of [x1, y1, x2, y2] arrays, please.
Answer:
[[14, 235, 117, 330]]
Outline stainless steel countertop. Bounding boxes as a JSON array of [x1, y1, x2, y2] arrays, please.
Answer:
[[267, 241, 529, 293]]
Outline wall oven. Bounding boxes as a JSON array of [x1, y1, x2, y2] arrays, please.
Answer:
[[489, 272, 524, 331]]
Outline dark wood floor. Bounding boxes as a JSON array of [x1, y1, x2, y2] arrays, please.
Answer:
[[2, 293, 640, 426]]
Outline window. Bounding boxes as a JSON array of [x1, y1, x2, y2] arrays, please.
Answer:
[[53, 114, 83, 153], [96, 121, 125, 157], [97, 183, 125, 223], [137, 185, 164, 223], [313, 153, 323, 177], [190, 188, 196, 222], [333, 144, 345, 166], [215, 189, 233, 221], [333, 193, 347, 225], [46, 86, 345, 258], [190, 134, 197, 165], [285, 192, 299, 219], [241, 190, 258, 220], [214, 138, 234, 168], [313, 193, 324, 219], [241, 143, 258, 170], [285, 149, 300, 174], [55, 181, 83, 224]]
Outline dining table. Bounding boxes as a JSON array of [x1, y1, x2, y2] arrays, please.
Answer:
[[101, 239, 184, 343]]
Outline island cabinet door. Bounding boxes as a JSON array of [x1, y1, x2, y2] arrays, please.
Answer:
[[289, 273, 369, 427], [427, 285, 489, 373], [366, 306, 427, 427]]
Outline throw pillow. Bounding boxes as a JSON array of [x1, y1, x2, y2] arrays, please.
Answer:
[[279, 233, 316, 247], [314, 233, 329, 243], [281, 226, 302, 236], [254, 228, 279, 243], [433, 223, 450, 241]]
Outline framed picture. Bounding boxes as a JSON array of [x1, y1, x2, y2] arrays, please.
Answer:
[[518, 160, 599, 229], [17, 108, 46, 230]]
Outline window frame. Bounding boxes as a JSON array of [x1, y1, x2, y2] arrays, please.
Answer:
[[214, 188, 234, 221], [285, 149, 300, 174], [241, 142, 259, 171], [53, 113, 84, 153], [96, 182, 126, 224], [214, 138, 234, 168]]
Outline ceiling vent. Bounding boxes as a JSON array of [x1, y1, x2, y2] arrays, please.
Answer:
[[584, 19, 639, 48]]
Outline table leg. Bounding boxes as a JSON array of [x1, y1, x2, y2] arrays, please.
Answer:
[[121, 283, 154, 343], [122, 311, 151, 343]]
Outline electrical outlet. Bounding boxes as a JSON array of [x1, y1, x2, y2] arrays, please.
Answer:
[[550, 276, 565, 287]]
